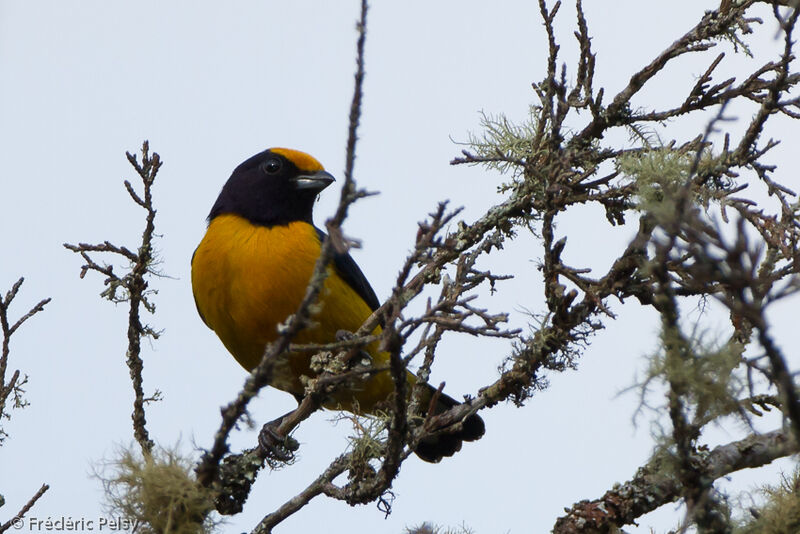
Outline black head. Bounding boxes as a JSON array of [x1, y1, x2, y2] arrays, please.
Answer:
[[208, 148, 335, 226]]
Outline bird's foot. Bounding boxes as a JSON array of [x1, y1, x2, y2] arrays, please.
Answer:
[[258, 422, 299, 463]]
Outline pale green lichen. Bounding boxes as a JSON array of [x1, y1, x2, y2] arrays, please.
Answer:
[[98, 444, 218, 534], [465, 108, 540, 181], [735, 469, 800, 534], [617, 146, 734, 223]]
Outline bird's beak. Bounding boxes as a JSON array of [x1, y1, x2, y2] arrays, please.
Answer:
[[292, 170, 335, 191]]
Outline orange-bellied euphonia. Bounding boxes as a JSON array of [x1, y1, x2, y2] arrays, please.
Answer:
[[191, 148, 484, 462]]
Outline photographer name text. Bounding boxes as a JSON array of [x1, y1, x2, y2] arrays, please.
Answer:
[[13, 517, 134, 531]]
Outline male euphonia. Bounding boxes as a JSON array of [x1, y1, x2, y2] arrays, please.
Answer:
[[191, 148, 484, 462]]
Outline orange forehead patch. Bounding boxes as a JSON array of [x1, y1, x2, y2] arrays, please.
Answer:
[[269, 148, 325, 172]]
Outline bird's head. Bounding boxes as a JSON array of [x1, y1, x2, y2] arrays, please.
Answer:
[[208, 148, 335, 226]]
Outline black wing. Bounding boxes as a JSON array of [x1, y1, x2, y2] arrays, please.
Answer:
[[316, 227, 380, 311]]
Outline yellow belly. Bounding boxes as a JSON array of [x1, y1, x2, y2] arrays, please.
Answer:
[[191, 214, 395, 411]]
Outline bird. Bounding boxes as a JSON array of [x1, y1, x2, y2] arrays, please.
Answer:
[[191, 147, 484, 462]]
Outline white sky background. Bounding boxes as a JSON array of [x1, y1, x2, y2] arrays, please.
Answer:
[[0, 1, 797, 533]]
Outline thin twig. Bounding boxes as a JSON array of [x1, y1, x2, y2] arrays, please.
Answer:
[[0, 484, 49, 534], [64, 141, 162, 456]]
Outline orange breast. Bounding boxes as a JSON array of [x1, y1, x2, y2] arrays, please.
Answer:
[[191, 214, 385, 401]]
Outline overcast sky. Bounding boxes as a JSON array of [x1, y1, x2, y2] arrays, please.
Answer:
[[0, 2, 797, 533]]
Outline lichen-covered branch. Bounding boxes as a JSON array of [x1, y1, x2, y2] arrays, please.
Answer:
[[64, 141, 163, 456], [0, 278, 50, 531], [0, 278, 50, 440], [554, 429, 798, 534]]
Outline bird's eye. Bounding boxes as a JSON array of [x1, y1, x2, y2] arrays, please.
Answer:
[[262, 158, 283, 175]]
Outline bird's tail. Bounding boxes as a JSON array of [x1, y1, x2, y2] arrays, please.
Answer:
[[413, 383, 485, 463]]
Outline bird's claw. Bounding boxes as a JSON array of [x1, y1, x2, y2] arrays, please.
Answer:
[[258, 423, 299, 462]]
